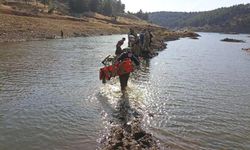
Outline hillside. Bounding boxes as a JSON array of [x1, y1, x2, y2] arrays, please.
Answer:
[[0, 1, 199, 43], [149, 4, 250, 33], [0, 1, 154, 42]]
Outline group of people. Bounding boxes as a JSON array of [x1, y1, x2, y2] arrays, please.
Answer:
[[114, 28, 154, 92], [129, 28, 154, 58], [116, 28, 154, 57]]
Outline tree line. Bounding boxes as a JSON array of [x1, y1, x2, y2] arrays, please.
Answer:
[[39, 0, 149, 19], [129, 9, 149, 21], [68, 0, 125, 16], [32, 0, 124, 16], [149, 4, 250, 33]]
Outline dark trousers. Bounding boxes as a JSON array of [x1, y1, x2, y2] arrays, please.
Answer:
[[119, 73, 130, 90], [115, 47, 123, 56]]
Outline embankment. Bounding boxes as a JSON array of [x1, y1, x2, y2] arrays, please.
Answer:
[[0, 3, 199, 43]]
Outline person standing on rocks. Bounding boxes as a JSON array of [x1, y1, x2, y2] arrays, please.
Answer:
[[149, 30, 153, 47], [131, 39, 141, 57], [128, 28, 138, 47], [139, 29, 145, 50], [142, 29, 151, 58]]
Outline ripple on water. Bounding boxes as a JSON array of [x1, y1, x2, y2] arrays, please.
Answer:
[[1, 33, 250, 149]]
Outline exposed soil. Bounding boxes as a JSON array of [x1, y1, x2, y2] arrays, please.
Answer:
[[0, 3, 199, 43]]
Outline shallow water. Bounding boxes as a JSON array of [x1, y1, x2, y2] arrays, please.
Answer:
[[0, 33, 250, 149]]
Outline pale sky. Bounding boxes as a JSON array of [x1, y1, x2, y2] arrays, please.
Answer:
[[122, 0, 250, 12]]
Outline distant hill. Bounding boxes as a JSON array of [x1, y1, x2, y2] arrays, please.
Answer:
[[149, 4, 250, 33]]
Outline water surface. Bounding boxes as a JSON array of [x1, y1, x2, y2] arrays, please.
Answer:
[[0, 33, 250, 149]]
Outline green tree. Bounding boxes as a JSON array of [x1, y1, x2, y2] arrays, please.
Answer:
[[89, 0, 101, 12], [113, 0, 124, 14], [121, 3, 125, 13], [69, 0, 89, 13], [134, 9, 149, 21], [103, 0, 112, 16]]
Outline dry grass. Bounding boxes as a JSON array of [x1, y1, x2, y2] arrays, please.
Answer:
[[0, 2, 160, 42], [0, 13, 124, 41], [0, 3, 198, 42]]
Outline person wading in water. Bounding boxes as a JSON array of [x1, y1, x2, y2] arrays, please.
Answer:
[[116, 49, 140, 92]]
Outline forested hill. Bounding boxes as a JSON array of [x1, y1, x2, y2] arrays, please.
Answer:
[[9, 0, 126, 16], [149, 4, 250, 33]]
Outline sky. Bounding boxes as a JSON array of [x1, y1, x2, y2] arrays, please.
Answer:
[[122, 0, 250, 12]]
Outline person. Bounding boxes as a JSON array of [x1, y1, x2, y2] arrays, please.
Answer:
[[61, 30, 64, 38], [128, 35, 135, 47], [139, 29, 146, 56], [149, 30, 153, 47], [131, 39, 141, 57], [143, 29, 150, 51], [139, 30, 145, 48], [115, 38, 126, 56], [116, 50, 140, 91], [128, 28, 138, 47], [141, 29, 151, 58]]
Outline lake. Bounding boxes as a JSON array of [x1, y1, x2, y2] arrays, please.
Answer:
[[0, 33, 250, 149]]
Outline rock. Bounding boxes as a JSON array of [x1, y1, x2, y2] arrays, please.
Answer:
[[221, 38, 245, 43], [73, 32, 80, 37], [148, 113, 154, 117], [224, 32, 239, 34], [113, 127, 124, 140], [45, 35, 56, 39], [112, 141, 123, 149], [190, 37, 199, 39], [130, 144, 142, 150], [184, 31, 200, 37], [102, 119, 160, 149], [133, 131, 146, 140], [242, 48, 250, 51]]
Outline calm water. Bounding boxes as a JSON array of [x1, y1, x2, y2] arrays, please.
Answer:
[[0, 33, 250, 150]]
